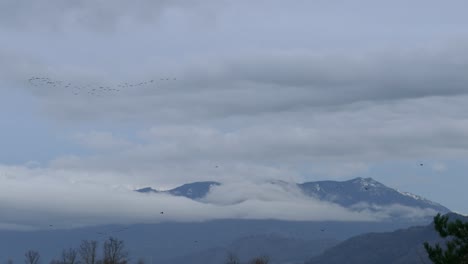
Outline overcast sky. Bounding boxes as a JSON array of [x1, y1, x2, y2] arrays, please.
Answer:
[[1, 0, 468, 229]]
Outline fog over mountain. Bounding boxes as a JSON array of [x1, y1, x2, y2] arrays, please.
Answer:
[[0, 175, 448, 230], [140, 177, 449, 214]]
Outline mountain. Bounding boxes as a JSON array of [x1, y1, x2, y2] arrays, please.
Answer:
[[161, 234, 339, 264], [136, 181, 220, 199], [298, 177, 450, 214], [137, 177, 450, 215], [135, 187, 159, 193], [168, 181, 221, 199], [305, 212, 468, 264]]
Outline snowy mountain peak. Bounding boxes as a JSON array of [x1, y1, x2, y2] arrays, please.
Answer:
[[395, 189, 445, 208], [350, 177, 383, 188], [298, 177, 450, 214], [396, 189, 424, 200]]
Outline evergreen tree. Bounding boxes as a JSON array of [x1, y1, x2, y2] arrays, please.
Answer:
[[424, 213, 468, 264]]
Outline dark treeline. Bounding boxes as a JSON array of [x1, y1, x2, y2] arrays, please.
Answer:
[[5, 236, 270, 264], [11, 237, 129, 264]]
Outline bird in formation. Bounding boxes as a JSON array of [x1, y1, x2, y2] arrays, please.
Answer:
[[27, 76, 177, 97]]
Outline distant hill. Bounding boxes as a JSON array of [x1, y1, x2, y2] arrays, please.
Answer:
[[306, 212, 468, 264], [0, 219, 425, 264], [161, 234, 339, 264]]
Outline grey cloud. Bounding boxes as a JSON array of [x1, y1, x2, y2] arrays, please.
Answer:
[[40, 93, 468, 189], [9, 47, 468, 124], [0, 0, 208, 31], [225, 50, 468, 105], [350, 203, 439, 221], [72, 131, 133, 151], [2, 0, 467, 34], [52, 95, 468, 165], [3, 0, 468, 218], [0, 51, 44, 86]]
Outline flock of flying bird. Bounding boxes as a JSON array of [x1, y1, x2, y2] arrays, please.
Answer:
[[27, 76, 177, 97]]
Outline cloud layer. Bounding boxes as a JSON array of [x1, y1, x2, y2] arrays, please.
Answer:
[[0, 165, 440, 230], [2, 0, 468, 223], [0, 0, 211, 31]]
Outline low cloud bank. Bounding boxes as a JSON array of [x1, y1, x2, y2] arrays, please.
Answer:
[[0, 165, 437, 230]]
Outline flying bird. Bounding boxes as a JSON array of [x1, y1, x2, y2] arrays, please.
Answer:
[[27, 76, 176, 98]]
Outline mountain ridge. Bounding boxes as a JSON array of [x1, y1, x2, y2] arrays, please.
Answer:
[[136, 177, 450, 216], [305, 212, 468, 264]]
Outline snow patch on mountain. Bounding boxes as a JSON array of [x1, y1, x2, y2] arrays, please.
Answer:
[[396, 189, 444, 207]]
